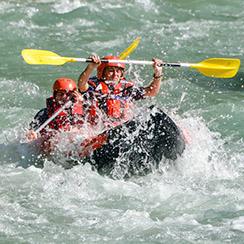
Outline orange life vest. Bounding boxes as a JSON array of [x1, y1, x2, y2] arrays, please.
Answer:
[[85, 78, 134, 123]]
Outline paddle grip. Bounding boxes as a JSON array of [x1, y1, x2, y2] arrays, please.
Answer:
[[162, 63, 181, 67], [84, 59, 182, 67]]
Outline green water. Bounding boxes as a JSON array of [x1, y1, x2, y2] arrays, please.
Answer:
[[0, 0, 244, 243]]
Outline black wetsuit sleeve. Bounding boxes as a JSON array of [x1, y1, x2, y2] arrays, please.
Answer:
[[29, 108, 48, 131], [124, 86, 146, 101]]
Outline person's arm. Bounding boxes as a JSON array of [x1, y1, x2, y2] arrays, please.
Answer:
[[143, 58, 163, 97], [78, 54, 101, 92]]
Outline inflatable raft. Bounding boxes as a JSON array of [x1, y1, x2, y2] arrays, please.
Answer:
[[59, 106, 186, 179]]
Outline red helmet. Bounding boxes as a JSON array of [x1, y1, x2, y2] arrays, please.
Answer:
[[53, 77, 77, 92], [97, 55, 126, 80]]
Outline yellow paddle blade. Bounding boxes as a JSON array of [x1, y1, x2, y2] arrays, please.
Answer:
[[119, 36, 141, 59], [21, 49, 76, 65], [190, 58, 240, 78]]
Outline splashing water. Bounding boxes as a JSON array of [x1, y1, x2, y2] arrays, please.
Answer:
[[1, 0, 244, 242]]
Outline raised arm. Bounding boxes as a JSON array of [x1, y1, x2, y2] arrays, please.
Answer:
[[78, 54, 101, 92], [143, 58, 163, 97]]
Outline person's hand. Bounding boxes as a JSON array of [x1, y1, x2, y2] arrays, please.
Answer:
[[71, 90, 83, 103], [26, 130, 38, 141], [152, 58, 163, 78], [87, 53, 101, 69]]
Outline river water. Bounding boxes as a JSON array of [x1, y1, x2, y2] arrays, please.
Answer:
[[0, 0, 244, 243]]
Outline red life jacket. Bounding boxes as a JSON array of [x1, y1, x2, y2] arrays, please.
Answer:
[[46, 97, 84, 132], [86, 78, 134, 122]]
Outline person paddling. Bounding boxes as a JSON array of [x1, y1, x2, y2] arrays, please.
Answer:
[[78, 54, 164, 127], [75, 54, 186, 179], [25, 57, 185, 177], [26, 77, 83, 144]]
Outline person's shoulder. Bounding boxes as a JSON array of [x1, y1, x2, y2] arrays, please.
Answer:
[[29, 108, 48, 130], [121, 79, 145, 100], [34, 108, 48, 119], [120, 79, 135, 88], [88, 76, 100, 87], [80, 76, 99, 93]]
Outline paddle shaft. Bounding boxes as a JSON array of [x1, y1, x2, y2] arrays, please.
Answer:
[[34, 101, 72, 134], [72, 58, 190, 67]]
